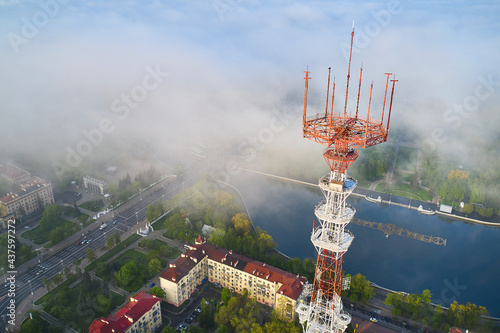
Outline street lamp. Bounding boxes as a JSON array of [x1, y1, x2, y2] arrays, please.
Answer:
[[402, 322, 406, 332], [28, 280, 33, 295], [60, 259, 64, 272], [136, 212, 139, 225]]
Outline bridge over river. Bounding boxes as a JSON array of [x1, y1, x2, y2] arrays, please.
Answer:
[[350, 218, 447, 246]]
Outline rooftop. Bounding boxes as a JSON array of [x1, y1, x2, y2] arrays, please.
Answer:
[[88, 291, 160, 333], [0, 177, 50, 204], [160, 241, 307, 301]]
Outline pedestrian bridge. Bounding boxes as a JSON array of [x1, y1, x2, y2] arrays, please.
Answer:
[[350, 218, 447, 246]]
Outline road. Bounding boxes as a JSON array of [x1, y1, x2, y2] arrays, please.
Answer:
[[0, 163, 205, 331]]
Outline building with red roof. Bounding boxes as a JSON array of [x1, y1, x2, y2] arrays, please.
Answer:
[[88, 291, 162, 333], [160, 237, 307, 320]]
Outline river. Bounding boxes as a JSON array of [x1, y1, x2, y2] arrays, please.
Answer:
[[232, 174, 500, 317]]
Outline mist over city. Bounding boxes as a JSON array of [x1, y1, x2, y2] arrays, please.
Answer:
[[0, 1, 499, 333]]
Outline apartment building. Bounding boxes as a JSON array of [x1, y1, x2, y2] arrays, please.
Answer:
[[160, 237, 307, 320], [89, 291, 162, 333], [0, 177, 54, 218]]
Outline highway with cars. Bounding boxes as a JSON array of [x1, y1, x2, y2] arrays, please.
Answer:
[[0, 164, 204, 331]]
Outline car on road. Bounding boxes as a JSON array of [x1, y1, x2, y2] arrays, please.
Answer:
[[99, 223, 107, 230], [113, 219, 118, 225], [24, 226, 31, 229], [36, 270, 43, 276]]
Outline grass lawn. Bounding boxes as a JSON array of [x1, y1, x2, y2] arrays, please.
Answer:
[[399, 172, 414, 182], [85, 234, 141, 272], [395, 146, 418, 172], [376, 182, 433, 201], [79, 199, 105, 212], [151, 214, 168, 229], [355, 179, 371, 189], [114, 249, 147, 267], [138, 239, 181, 259], [23, 217, 76, 245]]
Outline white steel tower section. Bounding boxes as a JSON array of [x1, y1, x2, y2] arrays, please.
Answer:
[[296, 171, 356, 333]]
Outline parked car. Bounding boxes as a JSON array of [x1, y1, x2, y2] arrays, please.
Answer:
[[184, 318, 192, 324], [370, 317, 378, 323], [149, 282, 155, 288]]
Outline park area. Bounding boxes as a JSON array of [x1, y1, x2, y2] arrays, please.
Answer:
[[376, 183, 433, 202]]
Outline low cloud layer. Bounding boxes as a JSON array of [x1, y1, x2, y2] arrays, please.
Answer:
[[0, 0, 498, 177]]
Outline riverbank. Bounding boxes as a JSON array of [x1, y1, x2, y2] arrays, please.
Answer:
[[239, 168, 500, 228]]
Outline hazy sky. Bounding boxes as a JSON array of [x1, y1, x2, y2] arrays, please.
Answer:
[[1, 0, 499, 175]]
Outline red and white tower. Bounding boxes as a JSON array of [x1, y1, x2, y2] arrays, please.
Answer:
[[296, 26, 397, 333]]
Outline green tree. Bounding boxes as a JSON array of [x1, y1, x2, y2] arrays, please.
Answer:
[[20, 310, 44, 333], [149, 286, 165, 298], [345, 274, 374, 304], [113, 230, 120, 244], [105, 236, 115, 249], [232, 213, 252, 237], [147, 249, 161, 262], [85, 248, 96, 263], [221, 287, 231, 304], [157, 198, 165, 215], [40, 204, 62, 231], [147, 203, 158, 222], [63, 266, 72, 279], [52, 273, 63, 286], [116, 260, 142, 287], [96, 294, 112, 313], [148, 258, 162, 276], [42, 276, 53, 291], [162, 327, 176, 333]]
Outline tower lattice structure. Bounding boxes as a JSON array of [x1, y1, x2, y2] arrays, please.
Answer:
[[296, 26, 397, 333]]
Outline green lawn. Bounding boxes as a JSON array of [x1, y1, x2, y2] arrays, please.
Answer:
[[375, 182, 433, 202], [22, 217, 76, 245], [395, 146, 418, 172], [138, 239, 181, 259], [114, 249, 147, 267], [85, 234, 141, 272], [79, 199, 105, 212], [151, 214, 168, 229]]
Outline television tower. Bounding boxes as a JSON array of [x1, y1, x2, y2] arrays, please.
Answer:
[[296, 26, 397, 333]]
